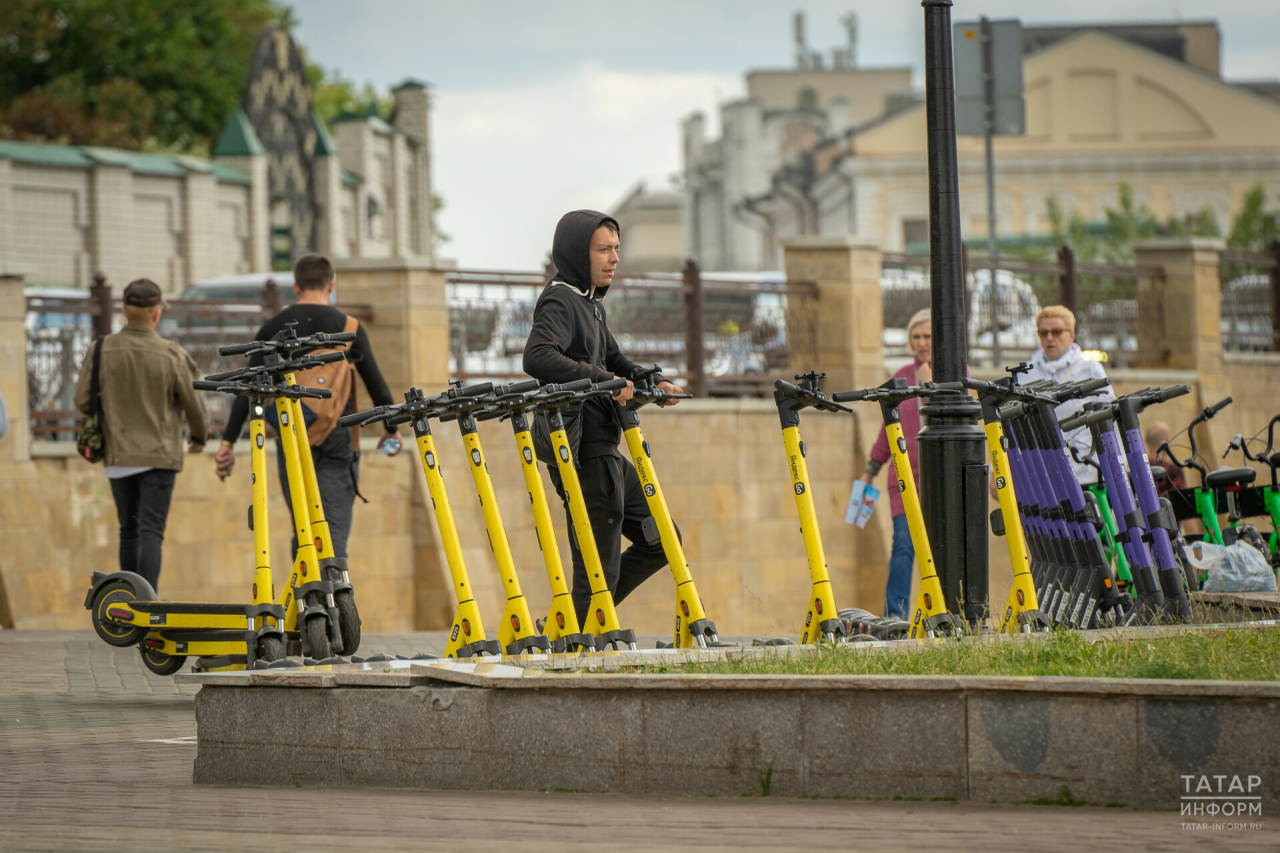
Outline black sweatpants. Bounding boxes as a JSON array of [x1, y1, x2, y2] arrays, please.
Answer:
[[277, 426, 358, 560], [547, 453, 674, 628], [109, 468, 177, 592]]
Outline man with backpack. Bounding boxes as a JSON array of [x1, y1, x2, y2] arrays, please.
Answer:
[[74, 278, 209, 591], [213, 254, 401, 559]]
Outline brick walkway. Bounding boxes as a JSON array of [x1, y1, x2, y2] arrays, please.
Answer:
[[0, 630, 1274, 852]]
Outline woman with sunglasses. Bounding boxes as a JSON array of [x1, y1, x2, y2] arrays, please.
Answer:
[[1024, 305, 1116, 485]]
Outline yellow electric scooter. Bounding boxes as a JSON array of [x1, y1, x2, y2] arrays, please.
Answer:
[[617, 365, 724, 649], [439, 382, 553, 656], [473, 379, 597, 653], [534, 377, 639, 651], [83, 364, 336, 673], [772, 373, 854, 644], [340, 382, 504, 658], [830, 377, 961, 639]]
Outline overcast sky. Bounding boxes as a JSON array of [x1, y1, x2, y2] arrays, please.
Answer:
[[291, 0, 1280, 270]]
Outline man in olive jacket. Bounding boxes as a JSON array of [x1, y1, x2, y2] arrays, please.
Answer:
[[75, 278, 208, 591]]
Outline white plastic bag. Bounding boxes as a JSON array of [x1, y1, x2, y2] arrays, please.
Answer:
[[1187, 541, 1277, 593]]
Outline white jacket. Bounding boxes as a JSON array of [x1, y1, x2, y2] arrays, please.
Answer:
[[1024, 343, 1116, 485]]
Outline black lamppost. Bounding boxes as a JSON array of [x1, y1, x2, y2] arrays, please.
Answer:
[[916, 0, 989, 629]]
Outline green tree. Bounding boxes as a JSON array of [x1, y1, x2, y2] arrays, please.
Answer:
[[1227, 184, 1279, 252], [308, 65, 394, 129], [0, 0, 293, 152]]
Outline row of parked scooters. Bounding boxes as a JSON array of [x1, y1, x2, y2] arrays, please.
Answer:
[[83, 325, 1274, 674], [781, 363, 1280, 643], [85, 326, 733, 672]]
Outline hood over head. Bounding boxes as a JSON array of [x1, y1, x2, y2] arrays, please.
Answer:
[[549, 210, 620, 296]]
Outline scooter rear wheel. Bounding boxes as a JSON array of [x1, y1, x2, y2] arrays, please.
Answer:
[[91, 581, 148, 647], [303, 614, 332, 660], [140, 647, 187, 676], [257, 635, 287, 663], [335, 590, 361, 656]]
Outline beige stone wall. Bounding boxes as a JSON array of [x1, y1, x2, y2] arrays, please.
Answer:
[[3, 241, 1277, 637], [0, 158, 254, 290]]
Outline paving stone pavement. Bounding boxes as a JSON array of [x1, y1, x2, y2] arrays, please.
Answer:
[[0, 629, 1275, 852]]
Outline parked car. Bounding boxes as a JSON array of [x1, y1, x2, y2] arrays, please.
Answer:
[[178, 272, 297, 306]]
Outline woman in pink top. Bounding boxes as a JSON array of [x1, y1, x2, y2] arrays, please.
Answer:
[[858, 309, 933, 618]]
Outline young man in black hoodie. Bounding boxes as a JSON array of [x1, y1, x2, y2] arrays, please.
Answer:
[[524, 210, 684, 627]]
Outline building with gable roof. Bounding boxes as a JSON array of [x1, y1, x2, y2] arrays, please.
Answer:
[[742, 21, 1280, 265]]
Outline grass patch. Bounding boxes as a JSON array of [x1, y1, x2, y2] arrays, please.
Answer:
[[641, 627, 1280, 680]]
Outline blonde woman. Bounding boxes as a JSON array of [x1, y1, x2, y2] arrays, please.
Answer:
[[857, 309, 956, 618]]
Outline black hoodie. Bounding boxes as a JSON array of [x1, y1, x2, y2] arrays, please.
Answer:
[[522, 210, 659, 458]]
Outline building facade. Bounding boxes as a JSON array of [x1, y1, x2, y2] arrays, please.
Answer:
[[682, 64, 913, 272], [608, 181, 686, 274], [753, 23, 1280, 256], [0, 82, 433, 292]]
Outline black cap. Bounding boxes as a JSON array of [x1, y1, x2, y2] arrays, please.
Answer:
[[122, 278, 166, 308]]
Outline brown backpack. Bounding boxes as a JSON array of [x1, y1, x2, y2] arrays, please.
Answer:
[[293, 314, 359, 447]]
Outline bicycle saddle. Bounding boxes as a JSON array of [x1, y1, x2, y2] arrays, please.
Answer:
[[1205, 466, 1257, 489]]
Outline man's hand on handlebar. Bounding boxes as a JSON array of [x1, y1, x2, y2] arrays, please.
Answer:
[[656, 380, 683, 406], [613, 379, 635, 405]]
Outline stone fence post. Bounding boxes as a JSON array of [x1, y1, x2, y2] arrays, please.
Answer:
[[332, 256, 454, 629], [333, 257, 452, 395], [0, 273, 29, 464], [1132, 237, 1230, 462], [779, 236, 890, 609]]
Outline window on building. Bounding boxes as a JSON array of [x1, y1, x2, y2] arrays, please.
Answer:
[[902, 218, 928, 251], [367, 196, 383, 240]]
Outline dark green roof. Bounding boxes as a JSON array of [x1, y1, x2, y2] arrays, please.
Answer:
[[393, 78, 428, 91], [0, 140, 94, 168], [0, 138, 251, 183], [212, 163, 251, 184], [213, 107, 265, 157], [312, 112, 337, 156], [341, 168, 362, 188]]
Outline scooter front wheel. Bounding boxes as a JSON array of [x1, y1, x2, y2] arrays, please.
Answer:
[[91, 581, 148, 647], [334, 590, 361, 656], [140, 647, 187, 676], [257, 635, 287, 663], [303, 614, 332, 660]]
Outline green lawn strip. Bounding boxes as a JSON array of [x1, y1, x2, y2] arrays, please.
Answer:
[[642, 627, 1280, 680]]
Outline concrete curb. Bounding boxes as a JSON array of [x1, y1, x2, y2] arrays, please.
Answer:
[[190, 661, 1280, 810]]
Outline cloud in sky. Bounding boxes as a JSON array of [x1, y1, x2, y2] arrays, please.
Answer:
[[290, 0, 1280, 269], [433, 63, 739, 269]]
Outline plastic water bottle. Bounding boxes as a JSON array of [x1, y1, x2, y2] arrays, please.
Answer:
[[380, 435, 401, 456]]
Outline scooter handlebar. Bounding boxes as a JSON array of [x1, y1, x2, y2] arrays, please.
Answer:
[[318, 332, 356, 345], [500, 378, 541, 395], [558, 378, 595, 393], [1159, 384, 1191, 403], [338, 406, 388, 428], [830, 388, 870, 403], [1076, 377, 1111, 397], [1059, 408, 1112, 431], [204, 367, 248, 382], [456, 381, 494, 398], [1206, 396, 1233, 417], [193, 380, 228, 392], [309, 351, 348, 365], [596, 378, 630, 393], [218, 341, 261, 356]]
